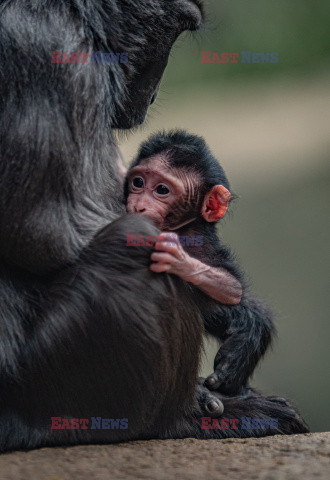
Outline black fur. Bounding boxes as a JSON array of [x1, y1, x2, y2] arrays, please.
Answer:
[[125, 130, 309, 418], [0, 1, 307, 453], [125, 130, 276, 394], [124, 129, 232, 202]]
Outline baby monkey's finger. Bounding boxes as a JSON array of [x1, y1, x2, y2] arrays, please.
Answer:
[[150, 252, 174, 264], [158, 232, 179, 245], [150, 262, 171, 273], [154, 241, 180, 255]]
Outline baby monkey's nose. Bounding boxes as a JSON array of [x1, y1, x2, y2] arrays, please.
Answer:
[[135, 206, 146, 213]]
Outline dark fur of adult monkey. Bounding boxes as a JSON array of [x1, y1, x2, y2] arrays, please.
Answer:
[[0, 0, 308, 452]]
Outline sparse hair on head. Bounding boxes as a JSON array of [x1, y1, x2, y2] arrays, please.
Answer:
[[124, 130, 235, 203]]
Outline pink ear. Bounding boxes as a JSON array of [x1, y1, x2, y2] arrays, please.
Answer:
[[201, 185, 231, 222]]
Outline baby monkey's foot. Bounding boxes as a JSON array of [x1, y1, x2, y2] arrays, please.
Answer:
[[204, 349, 248, 395], [197, 377, 224, 417]]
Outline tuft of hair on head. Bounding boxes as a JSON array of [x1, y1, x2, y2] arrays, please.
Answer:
[[129, 130, 237, 205]]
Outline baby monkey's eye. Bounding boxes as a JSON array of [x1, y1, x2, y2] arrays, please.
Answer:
[[132, 177, 144, 188], [156, 184, 170, 195]]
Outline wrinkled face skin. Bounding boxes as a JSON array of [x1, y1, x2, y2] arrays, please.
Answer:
[[126, 156, 201, 230]]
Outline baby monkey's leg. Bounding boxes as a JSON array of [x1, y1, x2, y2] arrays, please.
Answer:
[[204, 293, 275, 394]]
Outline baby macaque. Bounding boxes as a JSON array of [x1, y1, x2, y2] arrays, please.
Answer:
[[124, 131, 274, 396], [124, 135, 242, 305]]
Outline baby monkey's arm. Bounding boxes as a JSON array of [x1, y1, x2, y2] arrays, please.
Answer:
[[150, 233, 242, 305]]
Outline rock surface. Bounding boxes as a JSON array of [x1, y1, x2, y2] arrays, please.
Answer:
[[0, 433, 329, 480]]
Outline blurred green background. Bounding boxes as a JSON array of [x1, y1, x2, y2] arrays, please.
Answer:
[[120, 0, 330, 432]]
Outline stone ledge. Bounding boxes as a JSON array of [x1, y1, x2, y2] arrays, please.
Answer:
[[0, 432, 329, 480]]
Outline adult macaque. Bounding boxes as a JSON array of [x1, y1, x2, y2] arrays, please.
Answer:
[[0, 0, 308, 453]]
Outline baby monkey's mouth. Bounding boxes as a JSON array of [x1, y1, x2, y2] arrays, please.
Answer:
[[136, 211, 162, 228]]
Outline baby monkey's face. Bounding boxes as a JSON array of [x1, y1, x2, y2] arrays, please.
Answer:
[[126, 156, 198, 230]]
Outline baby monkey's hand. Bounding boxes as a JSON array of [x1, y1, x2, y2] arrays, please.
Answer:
[[150, 232, 242, 305], [150, 232, 203, 280]]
